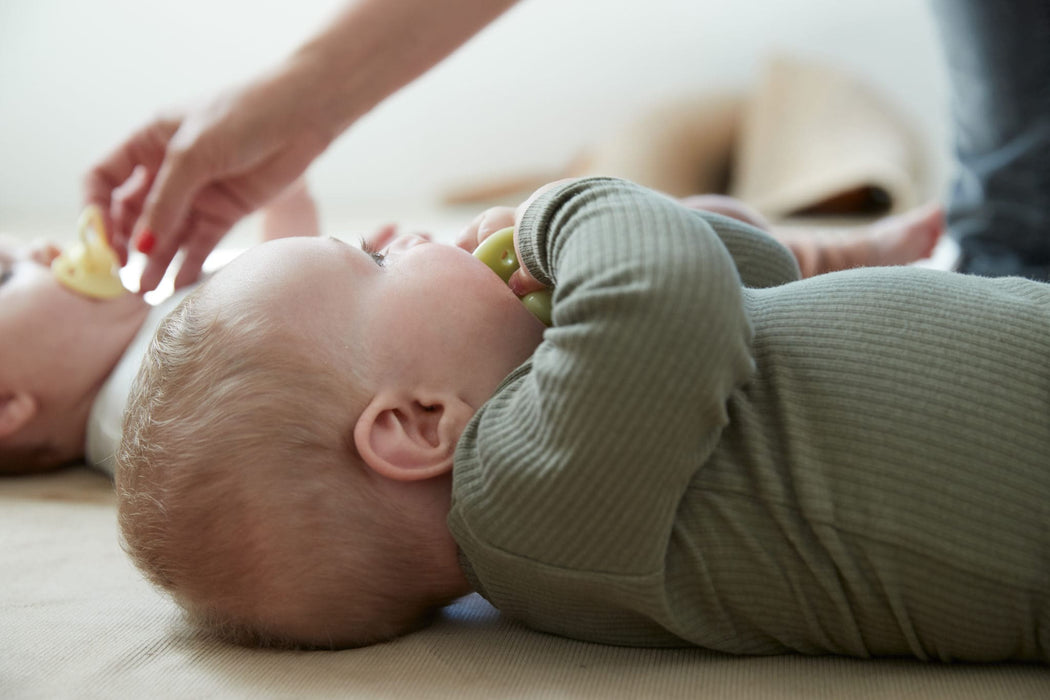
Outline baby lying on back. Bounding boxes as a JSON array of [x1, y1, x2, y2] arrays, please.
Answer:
[[119, 178, 1047, 663]]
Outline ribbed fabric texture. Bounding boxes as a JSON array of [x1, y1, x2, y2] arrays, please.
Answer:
[[447, 178, 1050, 663]]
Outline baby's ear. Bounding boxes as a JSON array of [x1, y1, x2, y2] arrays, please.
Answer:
[[353, 391, 473, 481], [0, 392, 37, 440]]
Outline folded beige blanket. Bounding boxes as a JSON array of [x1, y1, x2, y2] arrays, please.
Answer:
[[732, 54, 925, 218], [445, 54, 929, 219]]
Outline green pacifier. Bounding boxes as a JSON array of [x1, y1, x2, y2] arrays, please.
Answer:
[[473, 226, 552, 326]]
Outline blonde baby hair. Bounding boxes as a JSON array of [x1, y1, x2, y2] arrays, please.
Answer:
[[117, 285, 453, 648]]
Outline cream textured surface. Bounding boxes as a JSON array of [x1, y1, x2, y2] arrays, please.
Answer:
[[3, 468, 1048, 699]]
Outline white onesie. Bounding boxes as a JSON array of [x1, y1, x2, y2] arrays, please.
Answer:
[[86, 286, 194, 476]]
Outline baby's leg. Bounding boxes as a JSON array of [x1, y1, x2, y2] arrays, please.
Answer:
[[261, 178, 320, 241], [774, 203, 944, 278]]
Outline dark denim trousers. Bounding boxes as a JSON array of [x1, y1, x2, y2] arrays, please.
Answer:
[[930, 0, 1050, 279]]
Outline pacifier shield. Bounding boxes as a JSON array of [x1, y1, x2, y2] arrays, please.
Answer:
[[51, 205, 127, 299], [473, 226, 551, 326]]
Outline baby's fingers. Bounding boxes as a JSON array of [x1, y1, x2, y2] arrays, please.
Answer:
[[508, 267, 546, 297], [456, 206, 515, 252], [477, 207, 515, 243]]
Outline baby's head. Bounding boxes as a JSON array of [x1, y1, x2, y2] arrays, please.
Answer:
[[0, 236, 147, 473], [117, 234, 545, 647], [117, 293, 450, 646]]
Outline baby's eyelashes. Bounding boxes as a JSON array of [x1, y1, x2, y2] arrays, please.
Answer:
[[363, 223, 398, 253], [359, 238, 387, 267]]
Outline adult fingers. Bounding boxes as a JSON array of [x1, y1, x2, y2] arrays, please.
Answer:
[[136, 215, 187, 293], [171, 231, 221, 290], [83, 163, 127, 259], [138, 177, 259, 292], [83, 119, 179, 247], [138, 212, 227, 292], [110, 166, 153, 262], [131, 131, 218, 286]]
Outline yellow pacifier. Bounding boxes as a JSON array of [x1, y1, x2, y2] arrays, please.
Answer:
[[473, 226, 552, 326], [51, 205, 127, 299]]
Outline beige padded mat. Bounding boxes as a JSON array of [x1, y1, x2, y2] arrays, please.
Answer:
[[3, 468, 1048, 699]]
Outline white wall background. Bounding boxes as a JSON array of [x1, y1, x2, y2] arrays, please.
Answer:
[[0, 0, 949, 235]]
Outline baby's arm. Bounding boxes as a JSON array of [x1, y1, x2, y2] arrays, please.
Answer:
[[461, 192, 940, 291], [453, 177, 755, 575], [462, 189, 798, 293], [260, 178, 321, 241]]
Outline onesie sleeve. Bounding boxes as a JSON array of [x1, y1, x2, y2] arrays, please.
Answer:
[[450, 178, 756, 577], [688, 210, 801, 288]]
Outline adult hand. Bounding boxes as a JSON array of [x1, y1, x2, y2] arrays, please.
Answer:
[[85, 0, 522, 293], [84, 58, 336, 292]]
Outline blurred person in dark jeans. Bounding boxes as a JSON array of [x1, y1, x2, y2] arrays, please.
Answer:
[[932, 0, 1050, 280]]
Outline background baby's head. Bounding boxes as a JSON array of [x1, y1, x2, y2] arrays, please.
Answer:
[[117, 288, 463, 648], [0, 236, 148, 474]]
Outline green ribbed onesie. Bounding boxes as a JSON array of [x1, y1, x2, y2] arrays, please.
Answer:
[[447, 177, 1049, 662]]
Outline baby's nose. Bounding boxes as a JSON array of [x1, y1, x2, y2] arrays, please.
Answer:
[[387, 231, 433, 253]]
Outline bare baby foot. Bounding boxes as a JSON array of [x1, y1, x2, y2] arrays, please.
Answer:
[[865, 202, 944, 266], [778, 202, 944, 278]]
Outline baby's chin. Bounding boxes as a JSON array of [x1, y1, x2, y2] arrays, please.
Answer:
[[490, 291, 547, 370], [484, 273, 546, 329]]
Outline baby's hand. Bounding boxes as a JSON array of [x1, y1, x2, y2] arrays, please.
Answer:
[[456, 206, 516, 254], [505, 180, 581, 295], [457, 205, 542, 296], [460, 180, 584, 295]]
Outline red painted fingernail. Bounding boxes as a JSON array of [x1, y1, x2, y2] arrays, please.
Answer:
[[136, 230, 156, 254]]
